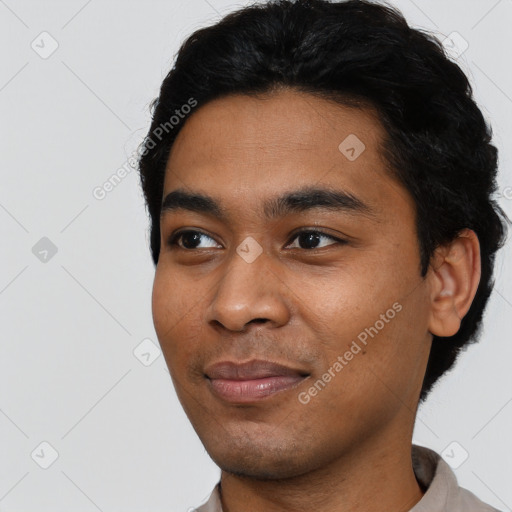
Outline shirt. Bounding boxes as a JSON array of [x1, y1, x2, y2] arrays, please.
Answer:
[[194, 444, 502, 512]]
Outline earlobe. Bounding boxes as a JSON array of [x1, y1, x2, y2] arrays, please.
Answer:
[[428, 229, 481, 337]]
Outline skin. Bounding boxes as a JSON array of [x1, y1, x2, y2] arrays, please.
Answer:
[[152, 88, 481, 512]]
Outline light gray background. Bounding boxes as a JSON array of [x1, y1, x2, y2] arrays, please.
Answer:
[[1, 0, 511, 510]]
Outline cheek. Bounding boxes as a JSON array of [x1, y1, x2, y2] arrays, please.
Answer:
[[151, 265, 203, 361], [288, 261, 394, 338], [292, 251, 426, 371], [151, 265, 175, 340]]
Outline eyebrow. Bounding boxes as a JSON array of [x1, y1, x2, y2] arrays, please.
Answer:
[[160, 186, 376, 221]]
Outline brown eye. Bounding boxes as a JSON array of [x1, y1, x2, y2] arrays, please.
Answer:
[[168, 230, 221, 250], [287, 230, 346, 250]]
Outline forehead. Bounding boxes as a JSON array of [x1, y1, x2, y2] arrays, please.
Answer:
[[166, 89, 386, 169], [162, 89, 408, 220]]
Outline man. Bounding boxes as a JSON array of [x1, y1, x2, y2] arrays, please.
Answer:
[[137, 1, 508, 510]]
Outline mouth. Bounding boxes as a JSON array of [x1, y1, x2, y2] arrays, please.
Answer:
[[204, 359, 310, 404]]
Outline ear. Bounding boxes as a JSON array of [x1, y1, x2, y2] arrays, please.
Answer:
[[427, 229, 481, 337]]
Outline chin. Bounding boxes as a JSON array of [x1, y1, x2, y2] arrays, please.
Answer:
[[213, 453, 309, 481], [204, 435, 317, 481]]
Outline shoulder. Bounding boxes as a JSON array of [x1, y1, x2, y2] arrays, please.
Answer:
[[411, 444, 502, 512], [456, 486, 503, 512]]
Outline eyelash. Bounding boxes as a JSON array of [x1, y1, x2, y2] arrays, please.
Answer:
[[167, 229, 347, 251]]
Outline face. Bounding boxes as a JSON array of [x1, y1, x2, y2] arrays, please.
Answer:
[[152, 89, 434, 479]]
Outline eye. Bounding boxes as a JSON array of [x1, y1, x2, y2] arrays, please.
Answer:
[[286, 230, 346, 250], [168, 230, 221, 250], [167, 228, 346, 251]]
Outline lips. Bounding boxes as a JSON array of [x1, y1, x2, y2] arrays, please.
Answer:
[[204, 360, 309, 403]]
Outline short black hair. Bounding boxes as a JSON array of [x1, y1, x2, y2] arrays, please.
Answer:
[[138, 0, 509, 402]]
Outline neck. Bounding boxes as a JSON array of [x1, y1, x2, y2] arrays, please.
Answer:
[[218, 433, 424, 512]]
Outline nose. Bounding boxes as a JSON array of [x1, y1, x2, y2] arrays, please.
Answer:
[[205, 248, 291, 333]]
